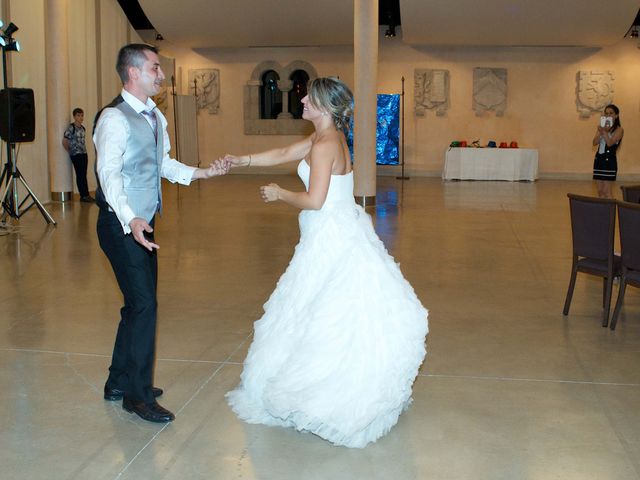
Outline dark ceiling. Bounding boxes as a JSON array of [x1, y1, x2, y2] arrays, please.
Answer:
[[116, 0, 154, 30], [117, 0, 401, 33]]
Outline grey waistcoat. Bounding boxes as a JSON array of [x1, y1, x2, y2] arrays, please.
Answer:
[[116, 101, 163, 222], [95, 96, 163, 223]]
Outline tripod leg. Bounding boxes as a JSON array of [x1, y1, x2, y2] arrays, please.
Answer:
[[11, 175, 19, 217], [0, 162, 8, 186], [17, 172, 56, 225], [0, 172, 16, 220]]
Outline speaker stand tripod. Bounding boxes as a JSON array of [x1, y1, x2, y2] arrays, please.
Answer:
[[0, 142, 56, 225]]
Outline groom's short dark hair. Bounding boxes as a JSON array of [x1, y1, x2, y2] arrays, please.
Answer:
[[116, 43, 159, 84]]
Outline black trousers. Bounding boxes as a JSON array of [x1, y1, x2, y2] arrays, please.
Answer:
[[69, 153, 90, 197], [97, 208, 158, 403]]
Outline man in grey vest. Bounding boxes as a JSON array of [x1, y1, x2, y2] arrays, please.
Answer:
[[94, 43, 228, 423]]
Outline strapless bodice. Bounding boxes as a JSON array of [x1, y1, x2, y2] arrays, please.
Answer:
[[297, 160, 354, 208]]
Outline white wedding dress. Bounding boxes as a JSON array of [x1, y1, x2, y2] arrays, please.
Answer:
[[226, 160, 428, 448]]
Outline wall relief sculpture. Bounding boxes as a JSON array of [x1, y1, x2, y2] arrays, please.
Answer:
[[576, 71, 614, 118], [414, 69, 449, 116], [473, 68, 507, 116], [188, 68, 220, 114]]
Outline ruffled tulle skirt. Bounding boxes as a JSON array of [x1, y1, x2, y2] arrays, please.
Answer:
[[226, 202, 428, 448]]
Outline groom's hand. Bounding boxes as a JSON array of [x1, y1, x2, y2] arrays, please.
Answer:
[[213, 158, 231, 176], [194, 159, 230, 179], [129, 218, 160, 251], [205, 159, 226, 177]]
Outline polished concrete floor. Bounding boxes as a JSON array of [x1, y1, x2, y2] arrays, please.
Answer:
[[1, 174, 639, 480]]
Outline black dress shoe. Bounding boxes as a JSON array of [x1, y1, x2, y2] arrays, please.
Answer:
[[122, 397, 175, 423], [104, 385, 163, 401]]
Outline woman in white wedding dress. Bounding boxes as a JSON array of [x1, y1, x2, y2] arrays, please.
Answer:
[[224, 77, 428, 448]]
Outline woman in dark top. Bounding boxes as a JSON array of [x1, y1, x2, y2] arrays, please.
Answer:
[[592, 104, 624, 198]]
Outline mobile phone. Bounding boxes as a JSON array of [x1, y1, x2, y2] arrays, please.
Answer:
[[600, 116, 613, 127]]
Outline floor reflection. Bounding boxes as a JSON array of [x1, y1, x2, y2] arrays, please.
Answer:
[[443, 180, 537, 211], [1, 176, 639, 480]]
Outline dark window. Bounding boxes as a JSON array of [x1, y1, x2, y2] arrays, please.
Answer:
[[288, 70, 309, 119], [260, 70, 282, 119]]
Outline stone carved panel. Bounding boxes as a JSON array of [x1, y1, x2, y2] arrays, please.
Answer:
[[473, 68, 507, 117], [414, 69, 449, 117], [576, 71, 614, 118], [188, 68, 220, 114]]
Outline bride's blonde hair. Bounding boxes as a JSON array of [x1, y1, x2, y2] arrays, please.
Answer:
[[308, 77, 354, 130]]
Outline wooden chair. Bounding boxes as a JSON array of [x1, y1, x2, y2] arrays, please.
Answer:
[[620, 184, 640, 203], [563, 194, 620, 327], [609, 201, 640, 330]]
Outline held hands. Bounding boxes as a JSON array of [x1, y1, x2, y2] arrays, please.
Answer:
[[203, 158, 231, 178], [223, 154, 251, 168], [129, 217, 160, 251], [260, 183, 280, 203]]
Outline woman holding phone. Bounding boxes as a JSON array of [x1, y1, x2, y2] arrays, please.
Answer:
[[592, 104, 623, 198]]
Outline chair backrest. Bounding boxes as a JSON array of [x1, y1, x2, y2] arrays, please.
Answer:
[[567, 193, 616, 261], [620, 184, 640, 203], [617, 201, 640, 271]]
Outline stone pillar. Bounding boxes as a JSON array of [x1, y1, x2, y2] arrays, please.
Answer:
[[353, 0, 378, 207], [45, 0, 73, 202], [277, 80, 293, 119]]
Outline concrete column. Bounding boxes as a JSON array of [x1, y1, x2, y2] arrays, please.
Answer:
[[45, 0, 73, 201], [277, 80, 293, 119], [353, 0, 378, 207]]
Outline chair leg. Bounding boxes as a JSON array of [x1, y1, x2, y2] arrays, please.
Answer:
[[602, 278, 607, 308], [602, 277, 614, 327], [610, 279, 626, 330], [563, 269, 578, 315]]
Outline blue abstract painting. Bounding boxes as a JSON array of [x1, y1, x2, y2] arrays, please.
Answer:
[[346, 94, 400, 165]]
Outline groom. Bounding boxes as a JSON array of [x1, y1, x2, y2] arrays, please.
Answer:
[[94, 43, 228, 423]]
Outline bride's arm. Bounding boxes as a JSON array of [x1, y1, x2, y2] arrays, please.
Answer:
[[224, 135, 314, 168], [260, 141, 333, 210]]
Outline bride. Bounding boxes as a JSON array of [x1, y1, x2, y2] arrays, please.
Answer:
[[224, 77, 428, 448]]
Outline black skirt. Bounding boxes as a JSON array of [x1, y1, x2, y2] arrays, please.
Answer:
[[593, 152, 617, 181]]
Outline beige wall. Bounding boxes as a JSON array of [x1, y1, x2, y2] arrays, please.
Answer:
[[3, 0, 49, 199], [98, 0, 139, 107], [388, 36, 640, 179], [1, 3, 638, 200], [89, 0, 141, 191], [166, 45, 353, 173], [0, 0, 136, 201], [164, 32, 640, 179], [67, 0, 99, 192]]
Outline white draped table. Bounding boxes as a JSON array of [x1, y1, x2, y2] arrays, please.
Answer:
[[443, 148, 539, 181]]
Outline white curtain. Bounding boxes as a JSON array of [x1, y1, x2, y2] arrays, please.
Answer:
[[174, 95, 198, 167]]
